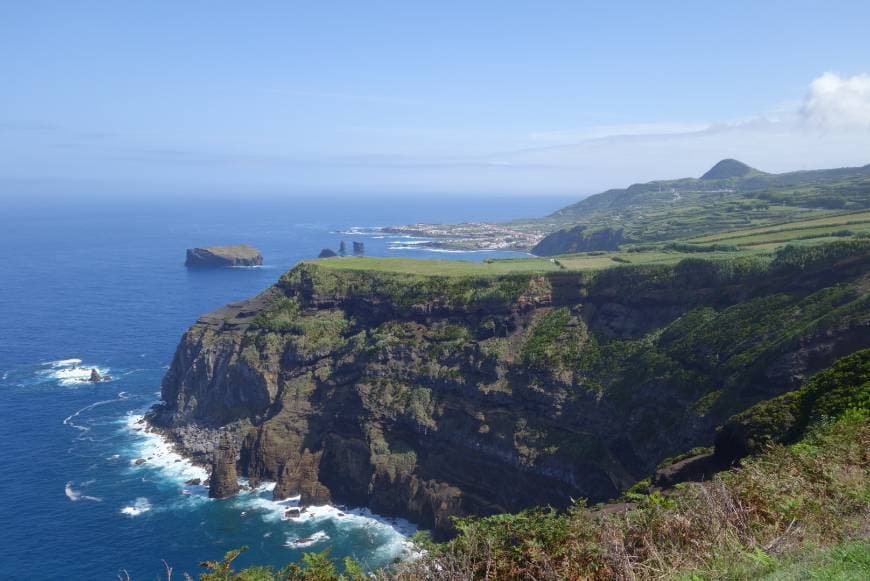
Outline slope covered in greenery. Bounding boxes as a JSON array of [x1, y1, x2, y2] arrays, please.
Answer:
[[177, 350, 870, 580], [531, 160, 870, 255]]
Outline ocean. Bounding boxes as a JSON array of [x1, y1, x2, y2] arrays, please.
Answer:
[[0, 193, 572, 579]]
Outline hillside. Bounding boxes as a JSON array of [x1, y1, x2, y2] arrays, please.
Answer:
[[148, 234, 869, 540], [532, 160, 870, 255], [381, 160, 870, 254], [700, 158, 766, 180], [183, 339, 870, 580]]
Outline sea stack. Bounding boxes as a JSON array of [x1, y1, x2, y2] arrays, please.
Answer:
[[208, 437, 240, 499], [185, 245, 263, 268], [318, 248, 338, 258]]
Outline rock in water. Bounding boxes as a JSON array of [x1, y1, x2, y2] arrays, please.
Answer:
[[88, 368, 102, 382], [318, 248, 338, 258], [185, 245, 263, 268], [208, 437, 240, 499]]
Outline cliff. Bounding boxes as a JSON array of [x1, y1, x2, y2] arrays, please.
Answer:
[[148, 240, 870, 538], [185, 245, 263, 268]]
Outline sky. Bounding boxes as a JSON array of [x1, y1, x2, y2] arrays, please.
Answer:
[[1, 0, 869, 198]]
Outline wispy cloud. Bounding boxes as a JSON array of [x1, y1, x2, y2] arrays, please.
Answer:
[[529, 122, 711, 143], [4, 74, 869, 195], [259, 88, 427, 106]]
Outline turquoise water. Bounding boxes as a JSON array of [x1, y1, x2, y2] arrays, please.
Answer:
[[0, 194, 569, 579]]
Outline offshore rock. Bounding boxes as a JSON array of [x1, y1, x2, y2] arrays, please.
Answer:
[[208, 436, 240, 499], [185, 245, 263, 268]]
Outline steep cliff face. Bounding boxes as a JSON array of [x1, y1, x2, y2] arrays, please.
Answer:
[[148, 241, 870, 538]]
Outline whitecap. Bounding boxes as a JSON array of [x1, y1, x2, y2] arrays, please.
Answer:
[[237, 490, 416, 561], [65, 481, 102, 502], [123, 414, 209, 486], [45, 358, 82, 368], [40, 358, 112, 386], [121, 497, 152, 516], [285, 530, 330, 549]]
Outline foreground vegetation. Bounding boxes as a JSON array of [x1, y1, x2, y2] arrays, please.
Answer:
[[171, 351, 869, 580]]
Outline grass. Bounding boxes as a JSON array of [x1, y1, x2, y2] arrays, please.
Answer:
[[307, 247, 762, 276], [305, 255, 562, 275], [688, 210, 870, 245], [530, 163, 870, 253], [392, 407, 869, 580], [304, 210, 868, 279]]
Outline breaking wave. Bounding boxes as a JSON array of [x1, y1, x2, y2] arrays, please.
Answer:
[[120, 497, 152, 516], [65, 481, 102, 503]]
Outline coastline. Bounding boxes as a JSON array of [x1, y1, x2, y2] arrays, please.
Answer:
[[124, 412, 417, 560]]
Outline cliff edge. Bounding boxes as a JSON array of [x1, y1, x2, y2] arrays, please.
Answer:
[[149, 241, 870, 538]]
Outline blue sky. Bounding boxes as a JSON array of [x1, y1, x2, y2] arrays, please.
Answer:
[[1, 0, 869, 197]]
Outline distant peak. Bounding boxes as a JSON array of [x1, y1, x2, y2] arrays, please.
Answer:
[[701, 159, 763, 180]]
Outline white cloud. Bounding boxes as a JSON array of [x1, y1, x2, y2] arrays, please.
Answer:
[[801, 72, 870, 129]]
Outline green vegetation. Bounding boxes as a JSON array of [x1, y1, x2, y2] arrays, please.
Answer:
[[531, 161, 870, 255], [392, 364, 869, 579], [185, 351, 869, 578], [717, 350, 870, 458], [520, 308, 586, 372], [252, 298, 349, 357], [197, 546, 365, 580]]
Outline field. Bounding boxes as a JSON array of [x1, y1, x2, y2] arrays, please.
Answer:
[[308, 208, 869, 277], [687, 209, 870, 245]]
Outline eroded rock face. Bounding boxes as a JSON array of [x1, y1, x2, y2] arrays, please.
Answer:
[[274, 449, 331, 505], [208, 436, 241, 499], [185, 245, 263, 268], [149, 242, 870, 538]]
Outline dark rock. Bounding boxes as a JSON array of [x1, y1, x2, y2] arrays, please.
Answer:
[[134, 458, 146, 465], [274, 449, 331, 506], [352, 241, 365, 256], [208, 437, 240, 499], [653, 453, 720, 488], [284, 508, 301, 518], [185, 245, 263, 268], [89, 369, 102, 382], [184, 478, 201, 486], [318, 248, 338, 258]]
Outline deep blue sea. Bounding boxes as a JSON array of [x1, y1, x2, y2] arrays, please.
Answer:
[[0, 193, 572, 580]]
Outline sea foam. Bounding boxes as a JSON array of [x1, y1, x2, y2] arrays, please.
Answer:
[[65, 481, 102, 502], [121, 498, 152, 516], [124, 414, 209, 485], [123, 413, 416, 561], [41, 358, 111, 386]]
